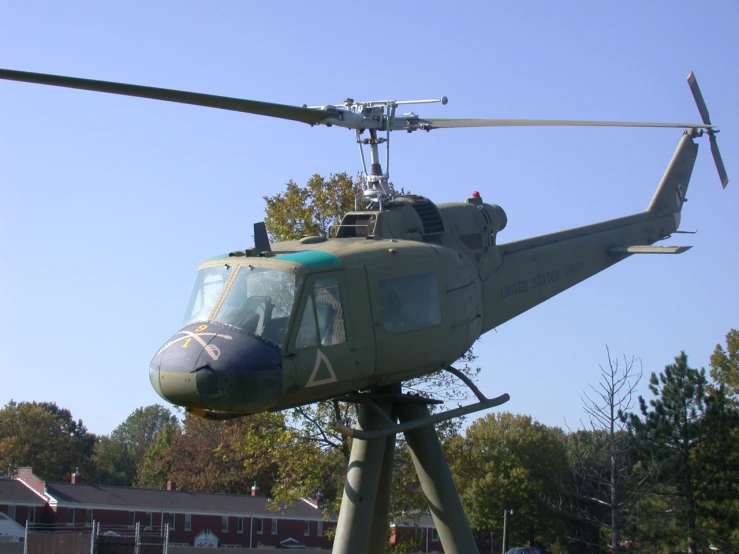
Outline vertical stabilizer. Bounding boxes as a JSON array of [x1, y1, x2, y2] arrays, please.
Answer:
[[646, 132, 698, 216]]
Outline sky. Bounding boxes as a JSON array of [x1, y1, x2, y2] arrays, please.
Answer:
[[1, 1, 737, 437]]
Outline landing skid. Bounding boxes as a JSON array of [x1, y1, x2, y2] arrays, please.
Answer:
[[330, 369, 509, 554]]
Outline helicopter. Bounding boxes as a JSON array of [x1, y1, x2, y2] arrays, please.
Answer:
[[0, 68, 728, 428], [0, 68, 728, 554]]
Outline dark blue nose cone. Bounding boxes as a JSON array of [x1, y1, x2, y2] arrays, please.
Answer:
[[150, 321, 282, 413]]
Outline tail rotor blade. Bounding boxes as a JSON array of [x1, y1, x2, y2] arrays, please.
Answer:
[[687, 71, 712, 125], [710, 134, 730, 188]]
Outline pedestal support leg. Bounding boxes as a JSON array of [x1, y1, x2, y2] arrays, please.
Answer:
[[367, 432, 396, 554], [332, 403, 392, 554], [398, 402, 478, 554]]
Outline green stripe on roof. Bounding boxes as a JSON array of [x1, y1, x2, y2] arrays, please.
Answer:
[[274, 251, 341, 267]]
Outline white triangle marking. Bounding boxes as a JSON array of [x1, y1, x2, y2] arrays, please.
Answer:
[[305, 349, 338, 388]]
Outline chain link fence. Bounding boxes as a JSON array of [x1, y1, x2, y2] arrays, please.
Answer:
[[24, 522, 168, 554]]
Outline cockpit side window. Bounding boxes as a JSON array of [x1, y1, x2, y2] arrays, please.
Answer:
[[295, 294, 318, 348], [315, 279, 346, 346], [295, 278, 347, 349]]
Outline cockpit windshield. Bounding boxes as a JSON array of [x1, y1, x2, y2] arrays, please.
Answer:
[[183, 265, 230, 325], [182, 264, 301, 347]]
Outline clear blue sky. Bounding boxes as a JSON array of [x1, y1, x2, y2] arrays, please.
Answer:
[[1, 1, 737, 436]]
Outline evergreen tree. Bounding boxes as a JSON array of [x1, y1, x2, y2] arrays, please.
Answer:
[[709, 329, 739, 400], [628, 352, 710, 553]]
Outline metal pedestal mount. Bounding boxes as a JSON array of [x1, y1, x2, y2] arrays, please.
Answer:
[[330, 367, 510, 554]]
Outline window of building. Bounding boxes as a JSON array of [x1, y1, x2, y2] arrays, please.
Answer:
[[237, 517, 243, 534], [146, 512, 153, 529], [128, 511, 135, 528], [317, 520, 323, 536], [67, 509, 75, 525], [256, 518, 264, 534], [85, 509, 93, 526], [431, 528, 439, 541], [380, 273, 441, 333], [184, 513, 192, 531], [8, 506, 16, 521], [168, 513, 176, 531], [271, 518, 278, 535], [222, 515, 229, 532], [295, 279, 346, 348], [304, 520, 310, 536], [27, 507, 35, 524]]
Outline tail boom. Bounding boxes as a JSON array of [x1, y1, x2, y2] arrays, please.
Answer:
[[481, 133, 700, 333]]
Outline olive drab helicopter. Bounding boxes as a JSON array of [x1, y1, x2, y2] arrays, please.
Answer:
[[0, 68, 729, 554]]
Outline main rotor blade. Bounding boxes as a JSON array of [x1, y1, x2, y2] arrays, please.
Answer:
[[687, 71, 711, 125], [0, 68, 329, 125], [710, 134, 730, 188], [418, 118, 712, 130]]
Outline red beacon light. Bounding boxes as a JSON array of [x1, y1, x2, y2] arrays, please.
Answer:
[[466, 191, 483, 206]]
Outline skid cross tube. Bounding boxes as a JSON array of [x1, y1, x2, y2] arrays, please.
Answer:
[[332, 367, 510, 440]]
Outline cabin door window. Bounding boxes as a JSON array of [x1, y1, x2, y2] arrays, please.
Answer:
[[295, 278, 347, 348]]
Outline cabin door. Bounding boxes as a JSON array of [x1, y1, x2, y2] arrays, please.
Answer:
[[285, 270, 372, 398], [366, 259, 450, 379]]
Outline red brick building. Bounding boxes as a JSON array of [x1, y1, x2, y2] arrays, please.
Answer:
[[0, 479, 45, 532], [2, 468, 334, 549], [391, 514, 443, 553]]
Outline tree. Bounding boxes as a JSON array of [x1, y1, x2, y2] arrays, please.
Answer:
[[133, 421, 178, 489], [555, 349, 648, 553], [691, 384, 739, 552], [447, 412, 568, 551], [92, 404, 178, 486], [93, 436, 137, 486], [111, 405, 179, 458], [709, 329, 739, 399], [628, 352, 713, 553], [264, 172, 363, 242], [0, 400, 96, 481], [135, 411, 288, 496]]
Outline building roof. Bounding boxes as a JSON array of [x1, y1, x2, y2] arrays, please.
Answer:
[[0, 513, 26, 539], [43, 481, 324, 520], [0, 479, 45, 506]]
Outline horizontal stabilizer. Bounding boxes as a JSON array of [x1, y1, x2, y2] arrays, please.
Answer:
[[609, 245, 692, 254]]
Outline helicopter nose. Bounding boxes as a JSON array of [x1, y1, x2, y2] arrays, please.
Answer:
[[149, 321, 282, 413]]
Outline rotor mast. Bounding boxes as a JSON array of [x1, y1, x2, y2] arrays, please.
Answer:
[[338, 96, 449, 205]]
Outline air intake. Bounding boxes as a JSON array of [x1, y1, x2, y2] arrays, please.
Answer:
[[407, 196, 444, 235]]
